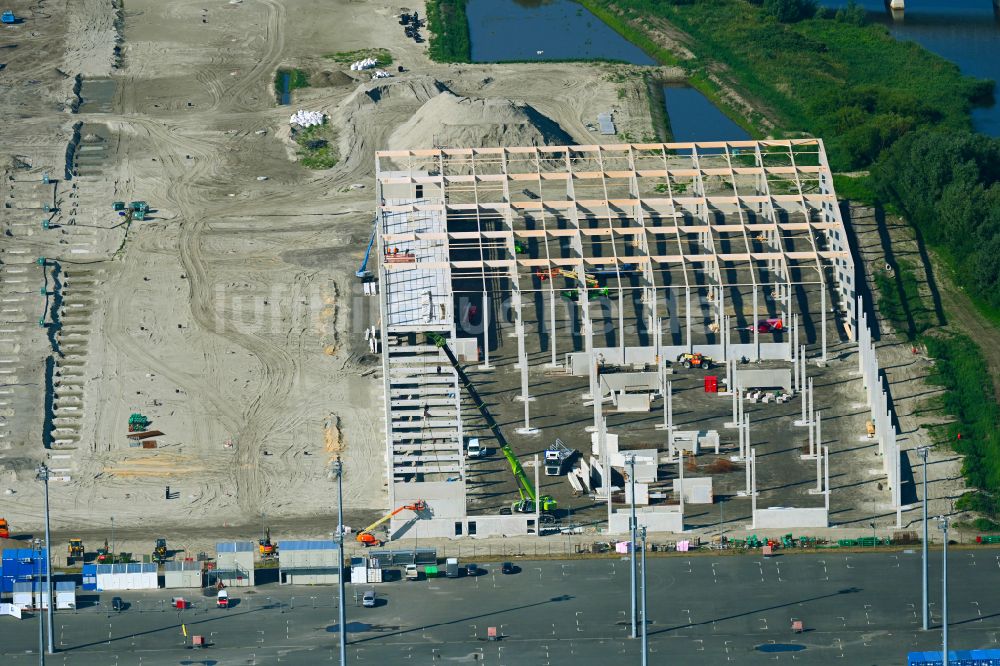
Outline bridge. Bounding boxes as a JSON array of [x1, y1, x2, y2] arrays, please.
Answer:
[[888, 0, 999, 11]]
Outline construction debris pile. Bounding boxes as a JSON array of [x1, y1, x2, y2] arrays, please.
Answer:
[[289, 109, 326, 127], [350, 57, 378, 71], [371, 70, 391, 80]]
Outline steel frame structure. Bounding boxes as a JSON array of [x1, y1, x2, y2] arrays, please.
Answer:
[[375, 139, 857, 516]]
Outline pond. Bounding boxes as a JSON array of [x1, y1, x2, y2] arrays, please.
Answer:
[[466, 0, 744, 141]]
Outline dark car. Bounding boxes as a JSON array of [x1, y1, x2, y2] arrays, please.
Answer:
[[111, 596, 124, 613], [501, 562, 517, 575], [465, 563, 479, 577]]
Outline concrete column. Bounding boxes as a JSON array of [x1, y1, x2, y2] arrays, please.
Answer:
[[678, 449, 685, 514], [820, 283, 827, 364], [744, 416, 751, 495], [480, 291, 493, 370], [618, 289, 625, 359], [813, 412, 822, 492], [600, 416, 612, 528], [750, 448, 757, 528], [667, 381, 673, 438], [752, 287, 759, 360], [731, 385, 738, 427], [515, 293, 537, 435], [824, 445, 831, 513], [685, 286, 692, 352], [548, 292, 559, 368]]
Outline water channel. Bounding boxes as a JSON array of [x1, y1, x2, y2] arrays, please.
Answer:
[[465, 0, 749, 141], [822, 0, 1000, 135], [466, 0, 997, 139]]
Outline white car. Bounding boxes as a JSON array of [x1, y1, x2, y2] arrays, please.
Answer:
[[362, 590, 376, 608], [466, 437, 486, 458]]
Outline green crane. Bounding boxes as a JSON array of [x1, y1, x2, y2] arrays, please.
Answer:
[[428, 332, 557, 515]]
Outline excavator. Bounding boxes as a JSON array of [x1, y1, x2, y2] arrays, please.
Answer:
[[356, 501, 426, 547], [152, 538, 168, 563], [259, 528, 277, 560], [428, 332, 557, 517]]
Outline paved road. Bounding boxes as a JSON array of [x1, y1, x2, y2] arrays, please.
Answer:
[[2, 550, 998, 664]]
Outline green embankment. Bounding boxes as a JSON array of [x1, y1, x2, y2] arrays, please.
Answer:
[[426, 0, 471, 63], [578, 0, 991, 170], [324, 48, 394, 66]]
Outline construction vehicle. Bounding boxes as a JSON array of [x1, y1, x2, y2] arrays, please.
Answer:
[[112, 201, 125, 211], [561, 287, 609, 301], [356, 225, 376, 279], [0, 517, 9, 539], [356, 501, 426, 547], [96, 539, 132, 564], [258, 528, 277, 559], [68, 538, 84, 562], [153, 538, 168, 563], [676, 352, 713, 370], [428, 332, 557, 515], [1, 10, 16, 24], [544, 439, 576, 476]]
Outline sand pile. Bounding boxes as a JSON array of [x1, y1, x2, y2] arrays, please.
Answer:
[[388, 91, 573, 150]]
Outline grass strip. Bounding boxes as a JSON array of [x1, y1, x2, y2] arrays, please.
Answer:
[[426, 0, 471, 63]]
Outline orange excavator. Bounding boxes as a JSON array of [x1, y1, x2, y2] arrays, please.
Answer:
[[356, 501, 426, 547]]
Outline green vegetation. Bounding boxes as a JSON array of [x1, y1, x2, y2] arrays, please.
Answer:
[[582, 0, 992, 170], [924, 334, 1000, 503], [274, 68, 310, 99], [294, 124, 337, 170], [871, 129, 1000, 312], [831, 174, 876, 206], [426, 0, 471, 63], [872, 260, 934, 342], [323, 48, 393, 66]]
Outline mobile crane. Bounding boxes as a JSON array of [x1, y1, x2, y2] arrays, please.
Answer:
[[427, 332, 557, 516], [356, 501, 426, 547]]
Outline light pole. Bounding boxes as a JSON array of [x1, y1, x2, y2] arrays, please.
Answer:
[[34, 538, 43, 666], [333, 459, 347, 665], [36, 464, 54, 654], [919, 446, 929, 631], [639, 525, 648, 666], [940, 516, 949, 666], [626, 454, 637, 639]]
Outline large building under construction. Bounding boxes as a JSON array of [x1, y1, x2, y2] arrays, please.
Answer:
[[373, 140, 900, 540]]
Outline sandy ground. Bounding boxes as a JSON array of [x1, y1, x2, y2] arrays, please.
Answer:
[[0, 0, 658, 543]]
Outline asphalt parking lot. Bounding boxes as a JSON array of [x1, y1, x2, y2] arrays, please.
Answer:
[[2, 549, 998, 664]]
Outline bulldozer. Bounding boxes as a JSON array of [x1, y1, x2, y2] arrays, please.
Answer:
[[676, 352, 713, 370], [258, 528, 277, 560], [152, 538, 168, 563], [68, 538, 84, 563]]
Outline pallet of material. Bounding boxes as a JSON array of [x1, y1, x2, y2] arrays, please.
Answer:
[[126, 430, 164, 440], [141, 441, 157, 449]]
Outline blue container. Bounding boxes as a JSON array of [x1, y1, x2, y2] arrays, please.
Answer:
[[81, 564, 97, 591], [1, 549, 48, 593], [908, 650, 1000, 666]]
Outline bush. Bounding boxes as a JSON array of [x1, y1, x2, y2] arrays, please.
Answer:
[[763, 0, 817, 23], [871, 129, 1000, 311]]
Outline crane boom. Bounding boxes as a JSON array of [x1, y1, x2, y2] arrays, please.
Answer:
[[357, 500, 426, 546], [428, 332, 555, 513]]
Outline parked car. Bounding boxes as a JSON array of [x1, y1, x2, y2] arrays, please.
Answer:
[[501, 562, 517, 575], [111, 596, 124, 613], [362, 590, 376, 608], [465, 563, 479, 577], [405, 564, 419, 581]]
